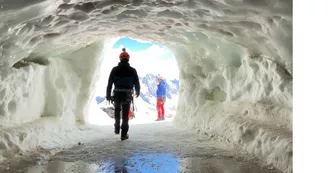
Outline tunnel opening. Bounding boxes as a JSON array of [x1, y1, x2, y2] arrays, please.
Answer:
[[85, 37, 180, 126], [0, 33, 292, 173]]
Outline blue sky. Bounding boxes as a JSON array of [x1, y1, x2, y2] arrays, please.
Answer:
[[112, 37, 175, 60], [113, 37, 155, 51]]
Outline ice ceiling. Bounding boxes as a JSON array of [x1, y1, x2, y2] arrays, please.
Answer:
[[0, 0, 292, 173]]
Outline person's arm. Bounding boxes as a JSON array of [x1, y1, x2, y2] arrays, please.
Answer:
[[161, 83, 166, 103], [162, 82, 166, 99], [133, 69, 141, 97], [106, 68, 115, 101]]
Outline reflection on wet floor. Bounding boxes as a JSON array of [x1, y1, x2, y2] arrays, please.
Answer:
[[21, 154, 179, 173], [24, 161, 98, 173], [16, 153, 276, 173], [98, 154, 179, 173]]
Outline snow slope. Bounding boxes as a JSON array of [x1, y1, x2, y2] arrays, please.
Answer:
[[0, 1, 292, 172]]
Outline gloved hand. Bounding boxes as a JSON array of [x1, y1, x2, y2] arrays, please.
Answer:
[[161, 97, 166, 104], [135, 91, 140, 98], [110, 96, 115, 104], [107, 95, 115, 104]]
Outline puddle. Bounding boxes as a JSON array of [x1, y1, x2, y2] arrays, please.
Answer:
[[21, 161, 99, 173], [98, 154, 179, 173], [3, 153, 278, 173]]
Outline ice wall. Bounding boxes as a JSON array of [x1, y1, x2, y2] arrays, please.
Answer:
[[0, 64, 46, 128], [172, 34, 292, 173], [0, 41, 104, 161]]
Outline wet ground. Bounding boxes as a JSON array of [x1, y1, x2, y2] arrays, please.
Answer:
[[0, 122, 282, 173]]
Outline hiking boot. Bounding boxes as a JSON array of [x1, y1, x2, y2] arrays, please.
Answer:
[[161, 116, 165, 121], [155, 118, 162, 121], [114, 127, 120, 135], [121, 134, 129, 141]]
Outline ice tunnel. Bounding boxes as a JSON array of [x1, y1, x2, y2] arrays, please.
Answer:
[[0, 0, 292, 172]]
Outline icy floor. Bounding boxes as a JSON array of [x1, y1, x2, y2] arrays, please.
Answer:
[[0, 122, 281, 173]]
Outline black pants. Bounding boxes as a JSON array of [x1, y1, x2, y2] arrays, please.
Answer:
[[113, 91, 131, 137]]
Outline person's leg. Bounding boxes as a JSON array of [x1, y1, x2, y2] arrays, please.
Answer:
[[121, 93, 131, 140], [160, 102, 165, 120], [114, 95, 122, 134], [156, 98, 162, 120]]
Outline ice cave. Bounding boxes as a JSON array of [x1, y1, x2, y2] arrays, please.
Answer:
[[0, 0, 292, 173]]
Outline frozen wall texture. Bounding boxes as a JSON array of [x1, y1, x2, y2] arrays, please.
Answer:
[[172, 36, 292, 173], [0, 41, 103, 161], [0, 0, 292, 172]]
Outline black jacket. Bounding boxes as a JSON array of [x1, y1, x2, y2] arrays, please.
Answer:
[[106, 62, 140, 100]]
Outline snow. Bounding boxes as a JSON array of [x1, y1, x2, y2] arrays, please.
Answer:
[[0, 1, 292, 173]]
